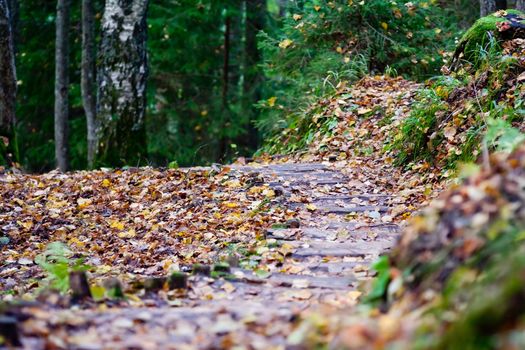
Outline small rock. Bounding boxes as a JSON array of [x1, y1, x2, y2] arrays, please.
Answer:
[[273, 186, 285, 197], [18, 257, 33, 265], [113, 317, 134, 329], [103, 277, 124, 298], [192, 264, 211, 276], [286, 219, 301, 229], [69, 271, 92, 302], [0, 316, 22, 346], [212, 262, 231, 274], [167, 271, 188, 289], [144, 276, 166, 292]]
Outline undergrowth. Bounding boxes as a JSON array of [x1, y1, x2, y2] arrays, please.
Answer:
[[390, 24, 525, 171], [257, 0, 457, 151], [35, 242, 90, 294]]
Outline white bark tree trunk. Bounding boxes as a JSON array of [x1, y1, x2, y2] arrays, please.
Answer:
[[81, 0, 96, 168], [97, 0, 148, 166]]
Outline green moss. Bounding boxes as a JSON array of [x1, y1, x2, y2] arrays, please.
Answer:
[[457, 10, 525, 65]]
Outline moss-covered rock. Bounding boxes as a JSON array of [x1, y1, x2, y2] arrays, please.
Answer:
[[451, 10, 525, 70]]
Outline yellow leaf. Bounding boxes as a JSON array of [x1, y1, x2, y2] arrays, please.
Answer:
[[118, 228, 136, 239], [16, 221, 33, 230], [314, 5, 321, 11], [101, 179, 111, 188], [221, 282, 236, 293], [348, 290, 362, 301], [97, 265, 112, 274], [90, 285, 106, 301], [278, 39, 293, 49], [443, 126, 457, 141], [381, 22, 388, 30], [262, 188, 275, 198], [287, 289, 312, 300], [77, 198, 92, 209], [224, 202, 239, 208], [306, 204, 317, 211], [110, 220, 125, 230], [357, 107, 372, 115], [267, 96, 277, 107], [292, 14, 302, 21]]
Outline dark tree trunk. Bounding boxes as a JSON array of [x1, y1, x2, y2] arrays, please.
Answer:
[[277, 0, 287, 17], [517, 0, 525, 12], [228, 6, 242, 100], [219, 14, 231, 160], [0, 0, 17, 165], [222, 16, 231, 109], [55, 0, 70, 171], [81, 0, 96, 168], [495, 0, 506, 10], [97, 0, 149, 166], [6, 0, 17, 48], [480, 0, 496, 16], [243, 0, 265, 150]]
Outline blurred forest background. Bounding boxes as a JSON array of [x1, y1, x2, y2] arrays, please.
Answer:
[[0, 0, 491, 172]]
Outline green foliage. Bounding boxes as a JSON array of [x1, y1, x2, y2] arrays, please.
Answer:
[[391, 86, 448, 164], [258, 0, 457, 153], [15, 0, 103, 171], [364, 255, 391, 304], [391, 26, 525, 170], [455, 10, 525, 68], [485, 118, 525, 153], [147, 0, 264, 167], [14, 0, 267, 171], [34, 242, 89, 293]]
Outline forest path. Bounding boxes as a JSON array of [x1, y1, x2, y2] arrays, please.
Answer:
[[5, 162, 402, 349]]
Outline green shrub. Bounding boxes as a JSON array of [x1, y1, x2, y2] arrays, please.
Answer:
[[258, 0, 457, 151], [391, 23, 525, 171], [35, 242, 89, 293]]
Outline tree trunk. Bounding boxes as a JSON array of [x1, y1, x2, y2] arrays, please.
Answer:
[[495, 0, 506, 10], [81, 0, 96, 168], [517, 0, 525, 12], [6, 0, 17, 48], [222, 16, 231, 109], [277, 0, 287, 17], [0, 0, 17, 165], [97, 0, 148, 166], [243, 0, 265, 150], [218, 14, 231, 160], [480, 0, 496, 17], [54, 0, 70, 171]]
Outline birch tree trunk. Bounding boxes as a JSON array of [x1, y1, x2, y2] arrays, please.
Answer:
[[517, 0, 525, 12], [97, 0, 148, 166], [480, 0, 496, 17], [81, 0, 96, 168], [0, 0, 16, 139], [54, 0, 70, 171]]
